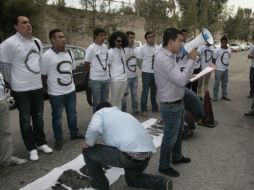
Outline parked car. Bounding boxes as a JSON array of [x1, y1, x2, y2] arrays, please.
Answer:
[[229, 43, 240, 52], [7, 45, 87, 109], [134, 40, 142, 50]]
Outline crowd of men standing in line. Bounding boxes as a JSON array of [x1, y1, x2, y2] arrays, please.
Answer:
[[1, 14, 253, 190]]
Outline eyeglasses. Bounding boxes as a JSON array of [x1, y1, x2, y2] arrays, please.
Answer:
[[116, 40, 123, 43]]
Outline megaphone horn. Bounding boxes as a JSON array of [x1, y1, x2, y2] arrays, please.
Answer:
[[183, 28, 214, 54]]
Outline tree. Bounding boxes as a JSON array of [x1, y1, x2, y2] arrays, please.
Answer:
[[136, 0, 177, 35]]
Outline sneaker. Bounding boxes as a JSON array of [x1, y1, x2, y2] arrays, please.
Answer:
[[29, 150, 39, 161], [55, 140, 63, 150], [172, 156, 191, 164], [37, 144, 53, 154], [165, 179, 173, 190], [159, 167, 179, 177], [141, 112, 149, 117], [70, 133, 85, 140], [1, 156, 27, 166], [222, 96, 231, 101]]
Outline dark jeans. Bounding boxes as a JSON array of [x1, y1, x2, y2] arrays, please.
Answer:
[[159, 101, 184, 169], [13, 88, 46, 151], [48, 91, 78, 140], [83, 144, 167, 190], [249, 67, 254, 96], [141, 72, 158, 112]]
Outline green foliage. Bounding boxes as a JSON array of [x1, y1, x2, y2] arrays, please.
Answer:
[[223, 8, 253, 41], [0, 0, 47, 41]]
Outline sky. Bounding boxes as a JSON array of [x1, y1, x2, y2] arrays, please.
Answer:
[[52, 0, 254, 12]]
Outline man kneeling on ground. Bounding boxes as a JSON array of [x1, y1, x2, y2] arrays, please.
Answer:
[[81, 101, 172, 190]]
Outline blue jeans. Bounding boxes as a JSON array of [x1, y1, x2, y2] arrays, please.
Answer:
[[48, 91, 78, 140], [83, 144, 167, 190], [184, 88, 204, 119], [213, 69, 229, 99], [122, 77, 139, 112], [141, 72, 158, 112], [13, 88, 46, 151], [89, 79, 110, 113], [249, 67, 254, 96], [159, 101, 184, 170]]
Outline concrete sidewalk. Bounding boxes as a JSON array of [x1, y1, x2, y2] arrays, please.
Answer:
[[0, 51, 254, 190]]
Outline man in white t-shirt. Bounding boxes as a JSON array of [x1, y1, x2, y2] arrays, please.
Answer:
[[85, 28, 110, 112], [197, 43, 214, 98], [0, 15, 52, 161], [122, 31, 139, 114], [213, 36, 231, 101], [138, 31, 160, 117], [41, 29, 84, 150], [107, 31, 128, 109]]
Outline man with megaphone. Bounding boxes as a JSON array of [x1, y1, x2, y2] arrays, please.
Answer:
[[154, 28, 199, 177]]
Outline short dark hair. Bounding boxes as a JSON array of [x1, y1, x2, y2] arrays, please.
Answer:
[[163, 28, 181, 46], [12, 15, 27, 25], [95, 101, 112, 111], [181, 29, 188, 34], [93, 28, 106, 36], [144, 31, 155, 39], [49, 29, 62, 43], [126, 31, 135, 36], [220, 35, 228, 42], [108, 31, 128, 48]]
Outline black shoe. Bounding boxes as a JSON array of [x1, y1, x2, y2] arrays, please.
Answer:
[[244, 111, 254, 116], [182, 129, 193, 140], [55, 140, 63, 151], [159, 167, 179, 177], [247, 95, 253, 98], [70, 133, 85, 140], [222, 97, 231, 101], [199, 96, 203, 101], [172, 156, 191, 164]]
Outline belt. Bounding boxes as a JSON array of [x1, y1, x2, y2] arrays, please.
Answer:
[[161, 99, 182, 104]]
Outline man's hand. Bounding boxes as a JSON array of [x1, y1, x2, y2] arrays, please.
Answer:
[[188, 49, 198, 61], [80, 142, 90, 150]]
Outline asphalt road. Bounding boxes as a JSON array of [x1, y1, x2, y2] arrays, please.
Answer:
[[0, 51, 254, 190]]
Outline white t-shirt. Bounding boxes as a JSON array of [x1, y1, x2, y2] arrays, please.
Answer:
[[138, 44, 160, 73], [107, 48, 127, 81], [176, 43, 188, 70], [213, 47, 231, 71], [85, 43, 109, 80], [248, 45, 254, 68], [0, 33, 42, 91], [41, 48, 75, 96], [124, 46, 139, 78], [198, 45, 214, 70], [0, 73, 5, 100]]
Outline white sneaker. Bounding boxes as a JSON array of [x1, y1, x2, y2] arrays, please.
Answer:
[[37, 144, 53, 154], [1, 156, 28, 166], [29, 150, 39, 161]]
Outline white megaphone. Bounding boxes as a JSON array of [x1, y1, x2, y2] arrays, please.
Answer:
[[182, 27, 214, 54]]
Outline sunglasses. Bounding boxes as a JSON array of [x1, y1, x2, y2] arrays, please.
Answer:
[[116, 39, 123, 43]]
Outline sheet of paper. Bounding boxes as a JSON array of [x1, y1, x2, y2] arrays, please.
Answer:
[[190, 66, 215, 82]]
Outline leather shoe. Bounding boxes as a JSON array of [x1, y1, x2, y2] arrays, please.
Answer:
[[244, 111, 254, 116], [172, 156, 191, 164], [222, 97, 231, 101], [159, 167, 179, 177], [70, 133, 85, 140]]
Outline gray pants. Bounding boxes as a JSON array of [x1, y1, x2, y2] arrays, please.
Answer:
[[0, 98, 13, 163], [213, 69, 229, 99]]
